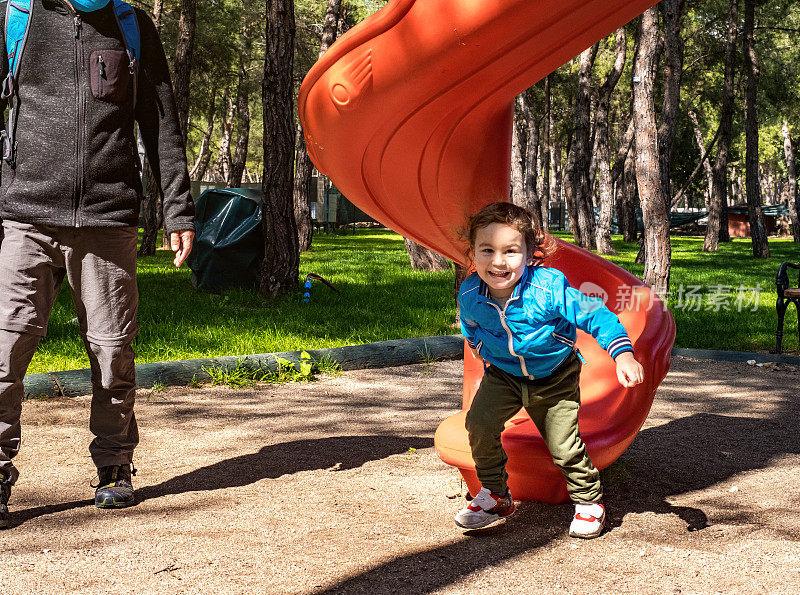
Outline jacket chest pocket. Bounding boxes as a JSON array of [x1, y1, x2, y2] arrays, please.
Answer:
[[89, 49, 130, 104]]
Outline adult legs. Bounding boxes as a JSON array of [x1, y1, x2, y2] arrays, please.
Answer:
[[64, 227, 140, 469], [0, 222, 66, 484]]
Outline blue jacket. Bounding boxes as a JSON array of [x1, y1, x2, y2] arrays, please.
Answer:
[[458, 266, 633, 378]]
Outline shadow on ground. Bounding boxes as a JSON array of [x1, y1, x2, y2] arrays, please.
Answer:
[[8, 435, 432, 528], [316, 409, 800, 594]]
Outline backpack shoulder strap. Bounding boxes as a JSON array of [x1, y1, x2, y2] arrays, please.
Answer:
[[111, 0, 140, 71], [2, 0, 32, 166], [5, 0, 33, 81], [111, 0, 140, 110]]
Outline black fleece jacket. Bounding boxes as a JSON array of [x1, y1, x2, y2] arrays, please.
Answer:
[[0, 0, 194, 232]]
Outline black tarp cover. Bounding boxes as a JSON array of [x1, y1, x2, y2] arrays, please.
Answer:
[[187, 188, 264, 292]]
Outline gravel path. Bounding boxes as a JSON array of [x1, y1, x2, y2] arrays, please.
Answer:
[[2, 356, 798, 593]]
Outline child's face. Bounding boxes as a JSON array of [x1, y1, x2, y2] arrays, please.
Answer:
[[472, 223, 530, 299]]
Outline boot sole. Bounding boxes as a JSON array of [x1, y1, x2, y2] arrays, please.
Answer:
[[95, 496, 136, 509]]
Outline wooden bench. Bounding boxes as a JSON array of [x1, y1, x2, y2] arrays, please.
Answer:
[[776, 260, 800, 353]]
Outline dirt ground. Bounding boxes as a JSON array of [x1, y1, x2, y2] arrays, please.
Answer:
[[2, 355, 799, 594]]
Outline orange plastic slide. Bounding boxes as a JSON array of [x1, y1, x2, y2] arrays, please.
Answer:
[[298, 0, 675, 503]]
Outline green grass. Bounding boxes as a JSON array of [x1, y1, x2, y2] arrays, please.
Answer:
[[25, 229, 799, 374], [27, 230, 456, 373], [553, 232, 797, 354]]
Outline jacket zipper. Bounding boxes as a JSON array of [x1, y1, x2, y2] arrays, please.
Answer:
[[73, 12, 84, 226], [486, 298, 529, 377]]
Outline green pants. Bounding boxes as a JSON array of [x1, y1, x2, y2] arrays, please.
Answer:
[[465, 352, 602, 503]]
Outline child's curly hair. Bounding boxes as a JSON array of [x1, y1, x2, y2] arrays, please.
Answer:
[[462, 201, 556, 264]]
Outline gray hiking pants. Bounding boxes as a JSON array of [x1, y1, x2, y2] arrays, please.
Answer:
[[0, 221, 139, 484]]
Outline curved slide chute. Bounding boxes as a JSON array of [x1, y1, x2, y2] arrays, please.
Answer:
[[298, 0, 674, 502]]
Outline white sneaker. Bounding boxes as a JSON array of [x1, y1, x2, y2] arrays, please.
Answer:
[[569, 501, 605, 539], [454, 487, 515, 529]]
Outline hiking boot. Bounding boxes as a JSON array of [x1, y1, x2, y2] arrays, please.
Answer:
[[94, 464, 136, 509], [0, 478, 10, 529], [569, 500, 605, 539], [454, 487, 515, 529]]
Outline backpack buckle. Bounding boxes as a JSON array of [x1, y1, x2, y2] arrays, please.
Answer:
[[127, 51, 138, 75], [2, 130, 15, 167], [1, 74, 15, 101]]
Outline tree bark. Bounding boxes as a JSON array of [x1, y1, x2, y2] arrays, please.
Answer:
[[518, 91, 541, 218], [564, 45, 598, 249], [706, 0, 739, 250], [137, 127, 163, 257], [404, 239, 450, 271], [688, 110, 714, 209], [293, 120, 314, 252], [510, 104, 526, 205], [454, 263, 470, 321], [620, 144, 638, 242], [294, 0, 342, 254], [540, 75, 551, 229], [230, 8, 253, 188], [552, 138, 563, 228], [173, 0, 196, 146], [783, 120, 800, 242], [189, 90, 216, 181], [657, 0, 685, 208], [214, 91, 235, 184], [634, 9, 671, 295], [151, 0, 163, 30], [260, 0, 299, 297], [594, 27, 627, 255], [743, 0, 770, 258]]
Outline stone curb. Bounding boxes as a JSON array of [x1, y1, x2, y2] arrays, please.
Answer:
[[670, 347, 800, 366], [22, 335, 800, 398], [22, 334, 467, 398]]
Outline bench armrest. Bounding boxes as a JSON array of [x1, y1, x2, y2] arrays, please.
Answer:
[[777, 261, 800, 295]]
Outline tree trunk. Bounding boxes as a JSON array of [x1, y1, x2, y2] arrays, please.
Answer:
[[214, 91, 235, 184], [294, 0, 342, 254], [454, 263, 470, 322], [229, 10, 253, 188], [564, 45, 598, 249], [657, 0, 685, 208], [552, 139, 563, 229], [743, 0, 770, 258], [704, 0, 737, 251], [518, 91, 541, 218], [189, 90, 216, 181], [688, 110, 714, 209], [173, 0, 196, 146], [137, 124, 163, 257], [594, 27, 627, 255], [620, 145, 638, 242], [783, 120, 800, 242], [151, 0, 163, 30], [260, 0, 299, 297], [634, 8, 671, 295], [404, 239, 450, 271], [510, 104, 525, 205], [294, 121, 314, 252], [540, 75, 551, 229]]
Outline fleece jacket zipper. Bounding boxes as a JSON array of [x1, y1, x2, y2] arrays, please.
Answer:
[[73, 11, 85, 227]]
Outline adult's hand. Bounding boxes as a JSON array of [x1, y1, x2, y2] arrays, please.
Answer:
[[170, 229, 195, 268]]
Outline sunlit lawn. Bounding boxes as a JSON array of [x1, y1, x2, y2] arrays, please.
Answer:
[[26, 228, 798, 373]]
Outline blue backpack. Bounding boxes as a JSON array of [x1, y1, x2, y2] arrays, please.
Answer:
[[1, 0, 141, 165]]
